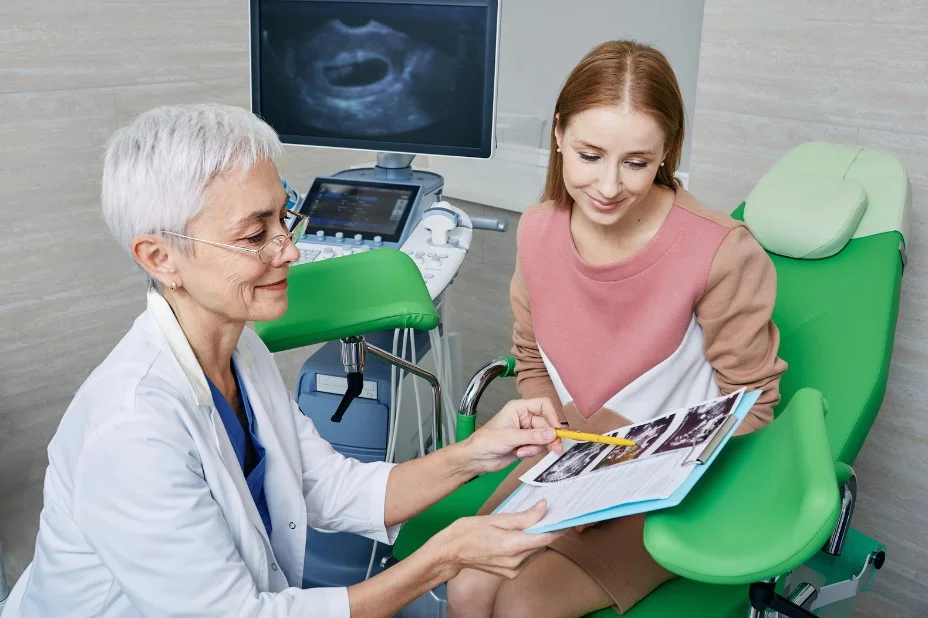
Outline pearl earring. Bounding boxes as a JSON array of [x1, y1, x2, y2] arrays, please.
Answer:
[[660, 161, 665, 167]]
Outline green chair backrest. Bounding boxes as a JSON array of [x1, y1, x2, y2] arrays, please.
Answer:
[[731, 142, 910, 465]]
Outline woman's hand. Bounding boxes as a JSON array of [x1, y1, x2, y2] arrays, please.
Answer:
[[460, 398, 564, 476], [429, 499, 565, 580]]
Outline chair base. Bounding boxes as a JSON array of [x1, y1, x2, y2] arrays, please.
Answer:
[[392, 528, 884, 618]]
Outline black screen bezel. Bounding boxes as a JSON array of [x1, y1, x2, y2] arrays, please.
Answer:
[[250, 0, 499, 159]]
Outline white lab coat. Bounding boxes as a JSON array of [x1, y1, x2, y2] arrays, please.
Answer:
[[3, 290, 398, 617]]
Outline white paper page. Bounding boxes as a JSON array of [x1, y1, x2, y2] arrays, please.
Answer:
[[521, 389, 744, 487], [496, 450, 692, 530], [497, 390, 745, 530]]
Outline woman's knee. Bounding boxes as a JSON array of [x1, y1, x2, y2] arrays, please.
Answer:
[[494, 576, 555, 618], [447, 568, 503, 618], [492, 552, 613, 618]]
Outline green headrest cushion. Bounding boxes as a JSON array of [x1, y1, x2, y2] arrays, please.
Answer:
[[744, 171, 867, 259]]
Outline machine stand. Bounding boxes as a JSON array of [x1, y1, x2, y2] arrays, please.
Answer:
[[373, 152, 417, 181]]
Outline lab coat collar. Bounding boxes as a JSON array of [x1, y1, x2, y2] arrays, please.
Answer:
[[146, 289, 277, 557], [145, 289, 256, 406]]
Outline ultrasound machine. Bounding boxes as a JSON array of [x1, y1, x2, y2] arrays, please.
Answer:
[[249, 0, 503, 592]]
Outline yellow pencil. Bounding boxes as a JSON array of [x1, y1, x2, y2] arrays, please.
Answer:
[[555, 429, 636, 447]]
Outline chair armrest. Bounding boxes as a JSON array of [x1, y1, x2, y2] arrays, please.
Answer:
[[643, 388, 841, 585]]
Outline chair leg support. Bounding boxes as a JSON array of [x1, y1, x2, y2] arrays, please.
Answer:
[[749, 581, 819, 618], [825, 468, 857, 556]]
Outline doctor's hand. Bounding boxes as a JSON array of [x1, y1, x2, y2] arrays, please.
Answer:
[[428, 499, 565, 580], [460, 397, 564, 476]]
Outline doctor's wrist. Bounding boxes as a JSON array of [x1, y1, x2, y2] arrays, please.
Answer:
[[443, 439, 484, 482], [420, 525, 463, 581]]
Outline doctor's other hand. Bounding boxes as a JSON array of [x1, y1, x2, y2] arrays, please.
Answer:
[[460, 398, 563, 475], [429, 499, 565, 580]]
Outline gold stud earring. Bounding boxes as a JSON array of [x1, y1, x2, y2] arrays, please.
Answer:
[[171, 281, 177, 293]]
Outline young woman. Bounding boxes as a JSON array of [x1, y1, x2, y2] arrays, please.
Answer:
[[447, 40, 788, 618]]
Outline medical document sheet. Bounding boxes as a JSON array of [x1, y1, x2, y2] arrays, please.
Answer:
[[494, 389, 746, 532]]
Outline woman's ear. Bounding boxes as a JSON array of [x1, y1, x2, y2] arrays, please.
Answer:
[[131, 234, 177, 288], [554, 113, 564, 152]]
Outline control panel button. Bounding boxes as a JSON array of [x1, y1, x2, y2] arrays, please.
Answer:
[[335, 232, 344, 242], [354, 234, 363, 244], [316, 230, 325, 240], [373, 236, 383, 246]]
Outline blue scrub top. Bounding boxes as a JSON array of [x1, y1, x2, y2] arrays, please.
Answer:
[[206, 362, 272, 537]]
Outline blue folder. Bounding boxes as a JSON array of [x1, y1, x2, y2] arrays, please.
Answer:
[[496, 390, 762, 533]]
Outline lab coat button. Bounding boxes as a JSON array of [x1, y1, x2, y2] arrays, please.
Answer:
[[289, 522, 296, 529], [271, 563, 278, 571]]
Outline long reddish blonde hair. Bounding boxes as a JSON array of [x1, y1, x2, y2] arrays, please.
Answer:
[[542, 40, 686, 206]]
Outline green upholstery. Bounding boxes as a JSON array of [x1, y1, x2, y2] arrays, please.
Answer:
[[732, 204, 904, 464], [255, 249, 439, 352], [391, 142, 907, 617], [642, 389, 840, 584]]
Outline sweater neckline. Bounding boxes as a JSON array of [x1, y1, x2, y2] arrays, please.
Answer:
[[559, 201, 683, 282]]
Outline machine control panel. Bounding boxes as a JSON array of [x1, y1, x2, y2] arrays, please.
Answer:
[[288, 176, 474, 299]]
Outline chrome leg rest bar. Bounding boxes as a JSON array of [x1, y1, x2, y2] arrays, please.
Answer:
[[334, 335, 444, 449], [456, 356, 516, 442], [459, 356, 515, 417], [825, 466, 857, 556]]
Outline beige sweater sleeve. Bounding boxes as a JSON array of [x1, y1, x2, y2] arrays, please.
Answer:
[[510, 260, 567, 424], [695, 225, 788, 433]]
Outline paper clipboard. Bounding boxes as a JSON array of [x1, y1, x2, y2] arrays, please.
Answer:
[[496, 390, 762, 533]]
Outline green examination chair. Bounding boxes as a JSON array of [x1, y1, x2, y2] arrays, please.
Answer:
[[391, 142, 910, 618]]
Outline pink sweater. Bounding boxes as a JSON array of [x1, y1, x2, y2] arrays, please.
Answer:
[[510, 188, 787, 430]]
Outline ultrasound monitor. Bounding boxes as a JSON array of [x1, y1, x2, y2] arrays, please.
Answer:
[[250, 0, 500, 159]]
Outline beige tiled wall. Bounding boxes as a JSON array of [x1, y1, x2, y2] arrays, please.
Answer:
[[0, 1, 371, 582], [691, 2, 928, 615]]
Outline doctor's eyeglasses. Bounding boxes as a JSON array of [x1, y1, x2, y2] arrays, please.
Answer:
[[162, 209, 309, 264]]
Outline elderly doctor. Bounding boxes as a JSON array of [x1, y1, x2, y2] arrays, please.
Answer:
[[3, 104, 565, 617]]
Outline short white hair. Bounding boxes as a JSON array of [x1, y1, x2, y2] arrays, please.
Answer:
[[101, 103, 284, 287]]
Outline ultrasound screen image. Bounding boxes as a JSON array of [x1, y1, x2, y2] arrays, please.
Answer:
[[301, 181, 419, 240], [257, 1, 491, 148]]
